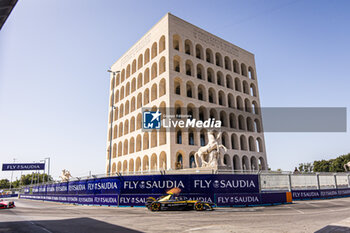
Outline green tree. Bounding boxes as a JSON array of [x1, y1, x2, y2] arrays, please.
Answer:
[[312, 153, 350, 172], [0, 179, 10, 189], [298, 163, 313, 173]]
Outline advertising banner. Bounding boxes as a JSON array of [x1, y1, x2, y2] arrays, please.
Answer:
[[320, 189, 338, 198], [292, 190, 320, 199], [68, 180, 87, 195], [118, 194, 162, 206], [2, 163, 45, 171], [216, 193, 261, 206], [93, 194, 119, 206], [121, 174, 259, 194], [87, 178, 121, 195]]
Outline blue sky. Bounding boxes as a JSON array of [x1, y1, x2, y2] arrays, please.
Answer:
[[0, 0, 349, 180]]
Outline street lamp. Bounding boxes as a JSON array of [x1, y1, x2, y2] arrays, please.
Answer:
[[107, 69, 120, 176], [9, 158, 16, 191], [40, 159, 45, 184], [44, 157, 51, 183]]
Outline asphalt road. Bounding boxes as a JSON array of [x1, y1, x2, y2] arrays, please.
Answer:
[[1, 198, 350, 233]]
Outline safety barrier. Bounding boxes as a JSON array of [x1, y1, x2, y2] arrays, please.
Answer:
[[0, 194, 18, 198], [20, 174, 291, 207]]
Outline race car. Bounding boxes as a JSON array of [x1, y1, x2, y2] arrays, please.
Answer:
[[146, 188, 215, 211], [0, 199, 15, 209]]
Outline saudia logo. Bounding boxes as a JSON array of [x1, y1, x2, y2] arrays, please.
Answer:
[[143, 110, 221, 129], [87, 182, 118, 190], [194, 179, 256, 189], [124, 180, 185, 189]]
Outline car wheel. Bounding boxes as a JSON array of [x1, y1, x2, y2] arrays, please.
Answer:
[[194, 202, 204, 211], [150, 202, 161, 211]]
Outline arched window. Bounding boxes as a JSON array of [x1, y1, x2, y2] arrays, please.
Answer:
[[224, 56, 231, 70], [188, 130, 195, 145], [238, 115, 245, 130], [196, 64, 204, 80], [175, 79, 181, 95], [199, 129, 206, 146], [151, 84, 157, 101], [132, 59, 136, 74], [229, 113, 236, 128], [215, 52, 223, 67], [159, 35, 166, 53], [184, 39, 193, 55], [208, 88, 216, 104], [151, 62, 157, 79], [159, 78, 166, 97], [176, 130, 182, 144], [195, 44, 203, 59], [207, 68, 214, 83], [143, 132, 149, 150], [151, 42, 157, 59], [159, 56, 166, 74], [186, 82, 194, 98], [197, 85, 205, 101], [250, 84, 257, 97], [173, 34, 181, 51], [228, 94, 235, 108], [236, 96, 244, 111], [240, 135, 247, 151], [190, 154, 196, 168], [144, 68, 150, 85], [235, 78, 242, 92], [248, 66, 255, 79], [176, 153, 183, 169], [241, 63, 248, 77], [243, 81, 250, 95], [144, 48, 150, 65], [218, 91, 226, 106], [217, 71, 224, 86], [206, 48, 213, 63], [138, 54, 143, 70], [185, 60, 194, 76], [233, 60, 240, 74], [137, 73, 142, 89], [249, 136, 256, 151], [174, 56, 181, 72], [231, 134, 238, 149], [226, 75, 233, 89]]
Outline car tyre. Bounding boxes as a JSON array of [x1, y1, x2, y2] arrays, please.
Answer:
[[194, 202, 204, 211], [150, 202, 161, 211]]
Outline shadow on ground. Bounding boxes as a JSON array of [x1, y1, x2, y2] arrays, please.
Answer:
[[0, 217, 142, 233], [315, 225, 350, 233]]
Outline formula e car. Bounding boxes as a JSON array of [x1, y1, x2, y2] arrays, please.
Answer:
[[0, 199, 15, 209], [146, 188, 215, 211]]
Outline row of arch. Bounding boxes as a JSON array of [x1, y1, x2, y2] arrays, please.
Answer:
[[110, 35, 166, 89], [110, 79, 166, 115], [111, 57, 166, 106], [173, 59, 257, 97], [174, 80, 259, 113], [109, 129, 263, 160], [110, 151, 167, 173], [173, 34, 255, 79], [109, 152, 266, 173], [108, 102, 262, 141]]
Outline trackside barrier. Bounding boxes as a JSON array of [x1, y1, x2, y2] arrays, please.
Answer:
[[292, 188, 350, 200], [19, 174, 292, 207], [20, 192, 291, 207], [0, 194, 18, 198]]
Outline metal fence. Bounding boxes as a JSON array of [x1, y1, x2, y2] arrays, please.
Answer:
[[260, 172, 350, 191]]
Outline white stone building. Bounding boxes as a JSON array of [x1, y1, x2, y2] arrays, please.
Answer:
[[106, 13, 267, 174]]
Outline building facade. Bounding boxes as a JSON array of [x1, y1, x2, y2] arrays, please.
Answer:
[[106, 13, 267, 174]]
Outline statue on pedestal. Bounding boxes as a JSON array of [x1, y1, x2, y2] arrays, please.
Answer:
[[194, 131, 227, 168]]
